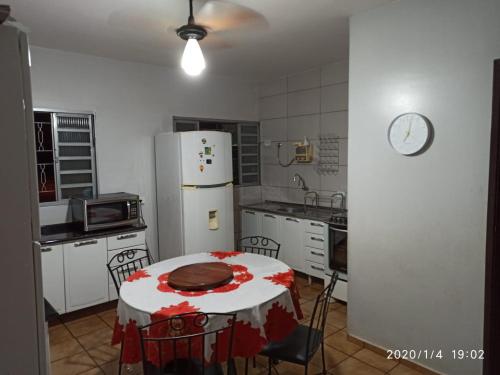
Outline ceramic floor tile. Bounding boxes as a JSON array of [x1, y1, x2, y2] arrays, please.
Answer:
[[77, 327, 114, 350], [51, 351, 97, 375], [79, 368, 104, 375], [323, 323, 342, 338], [65, 315, 108, 337], [310, 345, 348, 370], [389, 364, 426, 375], [49, 324, 74, 345], [50, 336, 84, 362], [87, 343, 121, 365], [331, 357, 385, 375], [329, 301, 347, 313], [353, 348, 398, 372], [100, 361, 142, 375], [298, 287, 320, 302], [324, 329, 363, 355], [271, 359, 321, 375], [326, 309, 347, 329], [97, 309, 117, 329], [232, 357, 268, 375]]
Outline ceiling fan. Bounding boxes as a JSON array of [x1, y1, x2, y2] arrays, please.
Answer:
[[108, 0, 268, 75]]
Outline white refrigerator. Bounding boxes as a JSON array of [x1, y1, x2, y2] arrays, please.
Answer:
[[156, 131, 235, 259], [0, 22, 48, 374]]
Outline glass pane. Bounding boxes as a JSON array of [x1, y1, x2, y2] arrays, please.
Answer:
[[242, 165, 258, 174], [60, 160, 92, 171], [60, 173, 93, 185], [242, 155, 258, 164], [241, 145, 258, 154], [87, 202, 128, 225], [241, 125, 258, 135], [58, 131, 91, 143], [59, 146, 91, 157], [57, 116, 90, 130], [241, 135, 258, 144], [61, 186, 93, 199], [175, 122, 197, 132], [241, 174, 258, 184]]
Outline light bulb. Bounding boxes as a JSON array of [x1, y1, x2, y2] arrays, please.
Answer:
[[181, 38, 206, 76]]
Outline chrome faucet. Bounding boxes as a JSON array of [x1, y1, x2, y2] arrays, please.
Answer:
[[304, 191, 319, 212], [331, 192, 346, 212], [293, 173, 309, 191]]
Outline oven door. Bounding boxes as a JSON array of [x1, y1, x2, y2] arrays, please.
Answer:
[[328, 226, 348, 274], [85, 200, 137, 231]]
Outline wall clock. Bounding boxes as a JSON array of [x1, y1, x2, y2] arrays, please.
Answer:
[[388, 113, 433, 155]]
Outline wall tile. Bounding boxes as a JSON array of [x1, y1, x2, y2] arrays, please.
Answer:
[[287, 164, 321, 191], [261, 165, 288, 187], [260, 94, 286, 119], [321, 83, 348, 112], [261, 186, 289, 202], [320, 111, 348, 138], [287, 188, 305, 204], [261, 118, 287, 141], [321, 60, 349, 86], [261, 142, 279, 165], [236, 185, 262, 205], [339, 138, 348, 166], [320, 166, 348, 192], [287, 114, 320, 141], [259, 78, 287, 97], [287, 69, 321, 92], [287, 88, 320, 117]]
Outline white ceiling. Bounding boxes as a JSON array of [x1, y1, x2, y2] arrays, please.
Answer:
[[9, 0, 393, 80]]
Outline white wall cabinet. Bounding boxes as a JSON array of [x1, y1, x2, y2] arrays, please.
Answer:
[[63, 238, 108, 312], [40, 244, 65, 314]]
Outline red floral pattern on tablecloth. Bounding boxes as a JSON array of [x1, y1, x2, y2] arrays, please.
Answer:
[[126, 269, 150, 282], [156, 264, 253, 296], [111, 318, 142, 363], [210, 251, 242, 259], [264, 269, 303, 320], [263, 302, 298, 342]]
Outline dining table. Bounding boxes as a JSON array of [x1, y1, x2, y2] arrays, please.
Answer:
[[111, 251, 304, 365]]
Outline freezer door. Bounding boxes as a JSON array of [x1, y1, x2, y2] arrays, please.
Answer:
[[180, 131, 233, 186], [182, 185, 234, 254]]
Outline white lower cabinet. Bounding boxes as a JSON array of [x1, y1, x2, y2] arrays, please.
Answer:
[[262, 212, 279, 240], [63, 238, 108, 312], [279, 216, 305, 272], [241, 210, 261, 238], [40, 244, 65, 314]]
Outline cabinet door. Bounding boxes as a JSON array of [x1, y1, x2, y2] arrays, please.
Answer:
[[241, 209, 262, 238], [64, 238, 108, 312], [262, 213, 279, 243], [40, 244, 65, 314], [279, 216, 305, 272]]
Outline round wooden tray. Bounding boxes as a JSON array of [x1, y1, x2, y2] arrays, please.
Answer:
[[167, 262, 234, 291]]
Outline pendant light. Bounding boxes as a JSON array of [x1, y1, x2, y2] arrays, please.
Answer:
[[177, 0, 207, 76]]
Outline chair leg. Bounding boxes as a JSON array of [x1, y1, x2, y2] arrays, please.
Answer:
[[252, 356, 256, 368], [304, 363, 308, 375], [245, 358, 249, 375], [268, 357, 272, 375], [321, 341, 327, 374], [118, 336, 124, 375]]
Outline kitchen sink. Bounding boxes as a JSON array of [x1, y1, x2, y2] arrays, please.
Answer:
[[277, 207, 306, 214]]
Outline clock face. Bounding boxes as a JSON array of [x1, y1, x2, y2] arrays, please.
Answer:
[[388, 113, 431, 155]]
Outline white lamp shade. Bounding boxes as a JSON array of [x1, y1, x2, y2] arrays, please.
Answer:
[[181, 38, 206, 76]]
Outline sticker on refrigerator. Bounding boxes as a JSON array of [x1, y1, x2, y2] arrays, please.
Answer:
[[208, 210, 219, 230]]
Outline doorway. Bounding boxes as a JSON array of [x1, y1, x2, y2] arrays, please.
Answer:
[[484, 59, 500, 374]]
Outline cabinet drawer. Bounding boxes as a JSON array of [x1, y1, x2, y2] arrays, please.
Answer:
[[305, 220, 327, 235], [108, 230, 145, 250], [305, 261, 325, 279], [304, 233, 326, 250], [305, 247, 325, 264]]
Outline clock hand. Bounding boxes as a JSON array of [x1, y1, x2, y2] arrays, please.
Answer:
[[403, 122, 413, 142]]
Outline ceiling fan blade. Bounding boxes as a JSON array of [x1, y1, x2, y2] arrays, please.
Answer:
[[196, 0, 268, 32]]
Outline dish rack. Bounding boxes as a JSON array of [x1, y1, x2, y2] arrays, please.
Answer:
[[318, 134, 340, 175]]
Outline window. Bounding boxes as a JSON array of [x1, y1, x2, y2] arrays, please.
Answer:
[[173, 117, 260, 186], [34, 110, 97, 203]]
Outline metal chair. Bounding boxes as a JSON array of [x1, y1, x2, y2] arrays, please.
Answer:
[[106, 247, 153, 375], [260, 271, 339, 375], [107, 248, 153, 294], [138, 312, 238, 375], [238, 236, 281, 259]]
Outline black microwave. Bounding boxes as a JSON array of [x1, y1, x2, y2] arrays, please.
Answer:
[[71, 193, 140, 232]]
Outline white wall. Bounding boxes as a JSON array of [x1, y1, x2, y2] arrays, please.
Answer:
[[258, 62, 349, 205], [30, 47, 258, 259], [349, 1, 500, 374]]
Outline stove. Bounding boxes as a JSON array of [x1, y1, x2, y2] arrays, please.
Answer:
[[329, 212, 348, 230]]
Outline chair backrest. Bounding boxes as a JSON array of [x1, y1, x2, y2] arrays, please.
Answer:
[[305, 272, 339, 359], [138, 312, 237, 375], [238, 236, 281, 259], [106, 248, 153, 294]]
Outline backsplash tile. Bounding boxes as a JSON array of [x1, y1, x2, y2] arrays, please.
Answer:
[[321, 60, 349, 86], [260, 94, 287, 119], [287, 114, 320, 141], [260, 118, 287, 141], [259, 78, 287, 97], [287, 88, 321, 117], [321, 83, 349, 113], [287, 68, 321, 92], [320, 111, 348, 138]]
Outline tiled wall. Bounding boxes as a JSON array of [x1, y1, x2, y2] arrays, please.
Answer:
[[258, 61, 348, 207]]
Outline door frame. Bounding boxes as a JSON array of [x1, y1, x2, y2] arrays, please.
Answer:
[[484, 59, 500, 375]]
